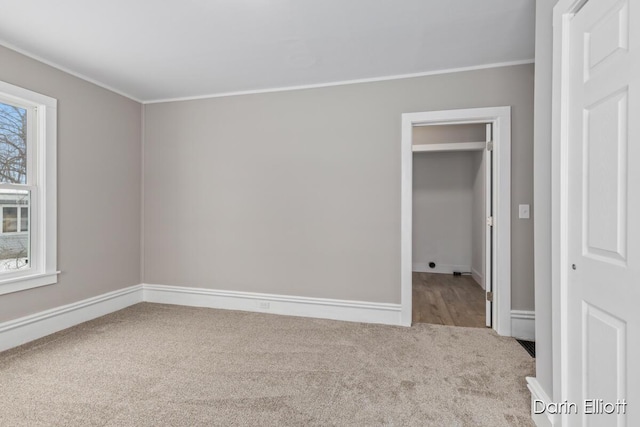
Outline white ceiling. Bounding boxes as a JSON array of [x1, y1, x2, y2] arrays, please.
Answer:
[[0, 0, 535, 103]]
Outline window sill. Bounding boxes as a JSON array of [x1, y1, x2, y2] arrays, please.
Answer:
[[0, 271, 60, 296]]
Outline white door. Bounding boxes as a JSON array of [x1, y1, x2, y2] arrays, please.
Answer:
[[485, 123, 493, 328], [566, 0, 639, 425]]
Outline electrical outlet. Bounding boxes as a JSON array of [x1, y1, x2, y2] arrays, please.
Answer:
[[258, 301, 270, 310], [519, 204, 530, 219]]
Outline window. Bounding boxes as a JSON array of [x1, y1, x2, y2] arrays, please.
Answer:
[[3, 207, 18, 233], [0, 81, 57, 295], [21, 207, 28, 232]]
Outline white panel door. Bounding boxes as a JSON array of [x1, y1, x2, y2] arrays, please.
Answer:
[[566, 0, 639, 425]]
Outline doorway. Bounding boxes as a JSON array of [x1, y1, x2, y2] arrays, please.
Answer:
[[400, 107, 512, 336], [412, 124, 489, 327]]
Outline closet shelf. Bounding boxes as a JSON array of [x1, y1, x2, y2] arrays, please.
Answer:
[[412, 141, 486, 152]]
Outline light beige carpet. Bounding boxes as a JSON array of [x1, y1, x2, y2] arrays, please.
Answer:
[[0, 303, 534, 426]]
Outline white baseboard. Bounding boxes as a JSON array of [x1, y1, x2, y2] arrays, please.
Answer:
[[0, 284, 143, 353], [0, 283, 403, 353], [471, 267, 484, 289], [143, 284, 402, 326], [511, 310, 535, 341], [526, 377, 558, 427], [412, 263, 471, 275]]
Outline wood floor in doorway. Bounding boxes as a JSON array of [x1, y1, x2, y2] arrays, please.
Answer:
[[412, 272, 486, 327]]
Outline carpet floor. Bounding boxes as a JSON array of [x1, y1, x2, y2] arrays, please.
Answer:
[[0, 303, 535, 426]]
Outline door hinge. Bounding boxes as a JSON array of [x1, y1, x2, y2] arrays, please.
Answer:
[[486, 141, 494, 151], [486, 291, 493, 302], [487, 216, 494, 227]]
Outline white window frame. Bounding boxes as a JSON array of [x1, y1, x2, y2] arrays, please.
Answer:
[[0, 80, 57, 295]]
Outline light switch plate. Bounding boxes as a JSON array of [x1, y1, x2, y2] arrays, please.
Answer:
[[519, 204, 530, 219]]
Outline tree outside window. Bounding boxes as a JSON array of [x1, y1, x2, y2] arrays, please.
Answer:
[[0, 103, 27, 184]]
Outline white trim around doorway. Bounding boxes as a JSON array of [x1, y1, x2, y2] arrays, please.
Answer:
[[400, 106, 512, 336]]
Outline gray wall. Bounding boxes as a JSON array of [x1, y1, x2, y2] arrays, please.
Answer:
[[534, 0, 559, 401], [471, 151, 486, 288], [412, 124, 486, 146], [144, 63, 534, 308], [412, 151, 475, 273], [0, 46, 142, 323]]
